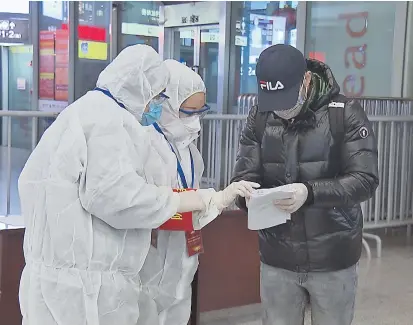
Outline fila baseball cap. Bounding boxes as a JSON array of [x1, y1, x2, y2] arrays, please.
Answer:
[[256, 44, 307, 112]]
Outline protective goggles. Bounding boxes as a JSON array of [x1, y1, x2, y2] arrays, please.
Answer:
[[151, 92, 169, 105], [179, 104, 211, 118]]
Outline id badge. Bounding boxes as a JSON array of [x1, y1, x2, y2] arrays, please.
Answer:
[[151, 229, 158, 248], [185, 230, 204, 257]]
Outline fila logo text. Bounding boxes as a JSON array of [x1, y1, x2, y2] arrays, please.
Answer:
[[260, 81, 284, 91]]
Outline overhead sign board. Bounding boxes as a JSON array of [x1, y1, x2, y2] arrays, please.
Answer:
[[0, 3, 29, 15], [121, 23, 161, 38], [0, 18, 29, 43], [164, 2, 221, 27]]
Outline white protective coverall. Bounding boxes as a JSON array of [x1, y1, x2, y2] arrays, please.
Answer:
[[18, 45, 183, 325], [140, 60, 209, 325]]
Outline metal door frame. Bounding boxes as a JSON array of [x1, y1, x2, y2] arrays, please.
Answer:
[[1, 47, 9, 146], [164, 25, 200, 66], [163, 24, 220, 72], [198, 24, 220, 76]]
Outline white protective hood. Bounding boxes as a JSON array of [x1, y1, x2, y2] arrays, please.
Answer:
[[96, 44, 169, 121], [145, 60, 207, 325], [159, 59, 206, 147]]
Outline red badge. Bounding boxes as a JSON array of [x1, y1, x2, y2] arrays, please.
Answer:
[[151, 229, 158, 248], [186, 230, 204, 257], [159, 211, 194, 231], [159, 188, 197, 232]]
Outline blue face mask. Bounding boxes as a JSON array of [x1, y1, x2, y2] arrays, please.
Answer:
[[141, 101, 163, 126]]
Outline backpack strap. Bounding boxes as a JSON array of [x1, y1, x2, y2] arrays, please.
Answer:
[[254, 95, 349, 159], [328, 94, 349, 175]]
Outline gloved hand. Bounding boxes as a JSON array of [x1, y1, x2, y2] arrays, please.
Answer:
[[177, 190, 206, 213], [212, 181, 260, 211], [176, 181, 260, 231], [273, 183, 308, 213]]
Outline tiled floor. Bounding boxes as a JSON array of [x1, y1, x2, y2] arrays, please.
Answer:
[[200, 234, 413, 325]]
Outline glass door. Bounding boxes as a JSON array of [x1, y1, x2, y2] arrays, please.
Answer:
[[171, 27, 197, 67], [170, 25, 219, 112], [199, 25, 219, 112]]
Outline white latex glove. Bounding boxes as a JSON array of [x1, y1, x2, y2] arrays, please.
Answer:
[[212, 181, 260, 211], [177, 190, 206, 213], [176, 181, 260, 230], [273, 183, 308, 213]]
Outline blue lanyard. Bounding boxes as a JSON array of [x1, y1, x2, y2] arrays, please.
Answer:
[[153, 122, 194, 189], [94, 87, 194, 188], [94, 87, 126, 109]]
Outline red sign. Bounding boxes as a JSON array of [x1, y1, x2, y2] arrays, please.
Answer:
[[309, 51, 326, 63], [61, 23, 106, 42], [55, 29, 69, 101], [39, 31, 55, 99]]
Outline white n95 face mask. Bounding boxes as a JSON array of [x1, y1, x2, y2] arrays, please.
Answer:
[[181, 115, 201, 136]]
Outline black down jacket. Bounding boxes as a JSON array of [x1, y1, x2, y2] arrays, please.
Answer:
[[231, 59, 379, 272]]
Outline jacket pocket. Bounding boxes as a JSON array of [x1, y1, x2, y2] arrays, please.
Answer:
[[336, 207, 356, 228]]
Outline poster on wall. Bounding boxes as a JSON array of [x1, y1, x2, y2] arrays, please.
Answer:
[[249, 14, 286, 65], [55, 29, 68, 101], [39, 30, 55, 99], [78, 40, 108, 60]]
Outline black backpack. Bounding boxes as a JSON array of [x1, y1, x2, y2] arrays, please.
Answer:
[[254, 95, 349, 173]]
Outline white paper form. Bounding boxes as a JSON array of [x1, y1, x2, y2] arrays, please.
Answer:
[[247, 188, 293, 230]]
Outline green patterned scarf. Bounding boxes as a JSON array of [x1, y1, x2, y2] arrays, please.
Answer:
[[302, 72, 330, 112]]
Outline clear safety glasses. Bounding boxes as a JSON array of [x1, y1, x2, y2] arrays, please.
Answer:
[[151, 92, 169, 106], [179, 104, 211, 119]]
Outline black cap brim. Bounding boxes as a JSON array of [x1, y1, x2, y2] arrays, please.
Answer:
[[258, 80, 302, 112]]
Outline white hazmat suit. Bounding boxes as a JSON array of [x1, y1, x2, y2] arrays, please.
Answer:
[[18, 45, 258, 325], [141, 60, 209, 325], [18, 45, 178, 325]]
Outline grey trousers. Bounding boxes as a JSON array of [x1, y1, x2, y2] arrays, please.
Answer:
[[260, 263, 358, 325]]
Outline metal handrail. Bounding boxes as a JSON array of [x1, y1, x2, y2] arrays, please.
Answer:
[[205, 114, 413, 122], [0, 111, 59, 117], [353, 96, 413, 101], [2, 111, 413, 121]]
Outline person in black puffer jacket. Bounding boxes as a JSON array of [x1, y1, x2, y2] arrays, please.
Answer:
[[231, 44, 379, 325]]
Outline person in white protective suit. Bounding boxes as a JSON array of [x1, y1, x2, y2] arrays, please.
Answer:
[[139, 60, 215, 325], [18, 44, 258, 325]]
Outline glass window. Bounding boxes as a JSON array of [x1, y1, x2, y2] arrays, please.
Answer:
[[1, 5, 33, 150], [75, 1, 111, 100], [38, 1, 70, 112], [229, 1, 298, 112], [120, 1, 162, 52], [38, 1, 69, 143], [8, 45, 33, 149], [174, 28, 195, 67], [200, 27, 219, 107], [0, 1, 32, 217], [305, 2, 396, 97]]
